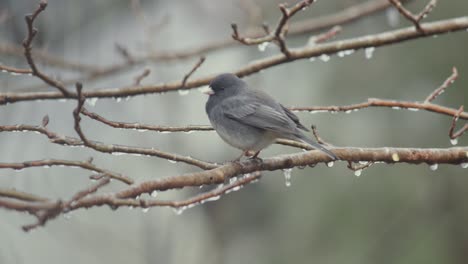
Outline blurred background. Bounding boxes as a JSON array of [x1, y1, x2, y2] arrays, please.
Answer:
[[1, 0, 467, 263]]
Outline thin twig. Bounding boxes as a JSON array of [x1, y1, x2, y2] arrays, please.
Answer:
[[0, 64, 32, 75], [133, 68, 151, 86], [0, 159, 133, 184], [389, 0, 437, 32], [424, 67, 458, 103], [291, 98, 468, 120], [232, 0, 317, 57], [81, 108, 212, 132], [22, 177, 111, 231], [449, 106, 468, 140], [22, 1, 73, 97], [181, 56, 206, 88], [308, 26, 342, 45], [0, 188, 49, 202]]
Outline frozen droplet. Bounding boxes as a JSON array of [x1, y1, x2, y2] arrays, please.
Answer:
[[365, 47, 375, 59], [257, 42, 269, 52], [354, 169, 362, 177], [386, 8, 400, 27], [319, 54, 330, 62], [129, 206, 134, 210], [343, 49, 355, 56], [86, 97, 98, 107], [150, 190, 158, 198], [283, 168, 292, 187], [461, 163, 468, 169], [203, 195, 220, 202], [408, 108, 419, 112], [58, 99, 68, 103], [359, 161, 368, 165], [450, 138, 458, 145], [337, 51, 346, 57], [344, 110, 352, 114], [63, 212, 72, 219], [392, 106, 401, 110], [429, 164, 438, 171], [112, 152, 126, 156], [168, 159, 177, 164], [142, 207, 150, 213], [309, 57, 316, 62], [1, 70, 22, 76], [173, 206, 186, 215], [326, 161, 334, 167], [229, 176, 238, 184], [178, 89, 190, 96], [116, 97, 122, 103], [391, 153, 400, 162]]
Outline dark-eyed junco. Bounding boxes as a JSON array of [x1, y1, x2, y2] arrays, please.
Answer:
[[205, 73, 337, 160]]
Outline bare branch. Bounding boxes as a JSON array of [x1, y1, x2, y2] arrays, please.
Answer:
[[449, 106, 468, 141], [181, 57, 206, 88], [0, 188, 49, 202], [81, 108, 212, 132], [389, 0, 437, 32], [0, 159, 133, 184], [22, 177, 110, 231], [1, 0, 411, 78], [308, 26, 342, 45], [133, 68, 151, 86], [21, 1, 73, 97], [232, 0, 317, 56], [291, 98, 468, 120], [0, 64, 32, 75], [2, 16, 467, 105], [424, 67, 458, 103], [0, 123, 216, 169]]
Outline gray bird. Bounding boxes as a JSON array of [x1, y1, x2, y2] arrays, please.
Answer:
[[205, 73, 337, 161]]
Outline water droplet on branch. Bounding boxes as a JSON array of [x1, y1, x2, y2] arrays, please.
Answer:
[[86, 98, 98, 107], [354, 170, 362, 177], [365, 47, 375, 59], [319, 54, 330, 62], [178, 89, 190, 96], [282, 168, 292, 187], [450, 138, 458, 146], [257, 42, 269, 52]]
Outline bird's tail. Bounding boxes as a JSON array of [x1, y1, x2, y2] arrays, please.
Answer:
[[294, 133, 338, 160]]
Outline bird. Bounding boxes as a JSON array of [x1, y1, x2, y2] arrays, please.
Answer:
[[205, 73, 337, 161]]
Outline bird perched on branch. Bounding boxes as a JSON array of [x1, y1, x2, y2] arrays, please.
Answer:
[[205, 73, 337, 160]]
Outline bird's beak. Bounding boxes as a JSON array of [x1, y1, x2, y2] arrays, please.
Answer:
[[202, 86, 214, 95]]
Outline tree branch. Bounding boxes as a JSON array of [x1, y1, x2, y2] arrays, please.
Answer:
[[1, 16, 467, 104], [0, 159, 133, 184], [21, 0, 73, 97]]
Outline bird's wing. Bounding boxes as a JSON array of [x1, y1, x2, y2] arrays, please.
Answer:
[[280, 104, 309, 131], [223, 98, 297, 135]]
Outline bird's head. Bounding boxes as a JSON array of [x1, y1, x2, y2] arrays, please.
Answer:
[[206, 73, 246, 97]]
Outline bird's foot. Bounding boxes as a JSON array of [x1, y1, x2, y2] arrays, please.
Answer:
[[248, 150, 262, 162]]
